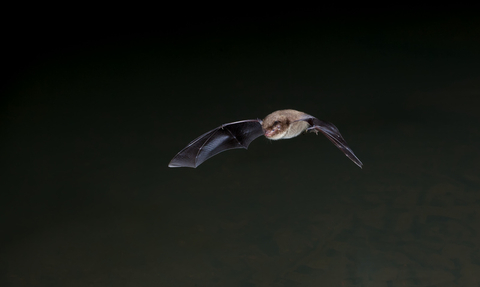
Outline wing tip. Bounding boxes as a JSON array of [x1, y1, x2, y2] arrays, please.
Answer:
[[168, 160, 198, 168], [351, 158, 363, 169]]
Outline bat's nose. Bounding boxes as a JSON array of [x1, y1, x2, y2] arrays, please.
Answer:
[[264, 129, 274, 138]]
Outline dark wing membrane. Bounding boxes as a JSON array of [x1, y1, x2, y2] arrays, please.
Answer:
[[169, 120, 263, 168], [303, 116, 363, 168]]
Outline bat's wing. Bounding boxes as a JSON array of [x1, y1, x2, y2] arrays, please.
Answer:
[[169, 119, 264, 168], [302, 116, 363, 168]]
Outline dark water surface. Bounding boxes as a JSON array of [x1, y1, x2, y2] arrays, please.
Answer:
[[2, 16, 480, 286]]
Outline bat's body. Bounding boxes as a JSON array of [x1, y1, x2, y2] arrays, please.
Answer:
[[169, 109, 363, 168]]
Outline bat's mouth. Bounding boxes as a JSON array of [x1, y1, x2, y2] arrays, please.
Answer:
[[264, 129, 275, 138], [264, 129, 286, 140]]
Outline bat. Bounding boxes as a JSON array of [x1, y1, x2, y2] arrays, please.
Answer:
[[168, 109, 363, 168]]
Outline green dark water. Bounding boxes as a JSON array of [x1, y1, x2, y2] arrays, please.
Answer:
[[2, 16, 480, 286]]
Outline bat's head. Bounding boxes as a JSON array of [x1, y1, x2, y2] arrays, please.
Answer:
[[263, 121, 288, 140]]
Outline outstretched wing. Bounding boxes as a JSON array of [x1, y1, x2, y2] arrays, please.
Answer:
[[169, 119, 264, 168], [302, 116, 363, 168]]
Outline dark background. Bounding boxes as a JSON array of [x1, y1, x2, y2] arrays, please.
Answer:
[[2, 12, 480, 286]]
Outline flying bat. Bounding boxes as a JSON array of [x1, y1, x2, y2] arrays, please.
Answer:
[[168, 109, 363, 168]]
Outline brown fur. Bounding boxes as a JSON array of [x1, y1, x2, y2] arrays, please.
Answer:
[[262, 109, 310, 140]]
